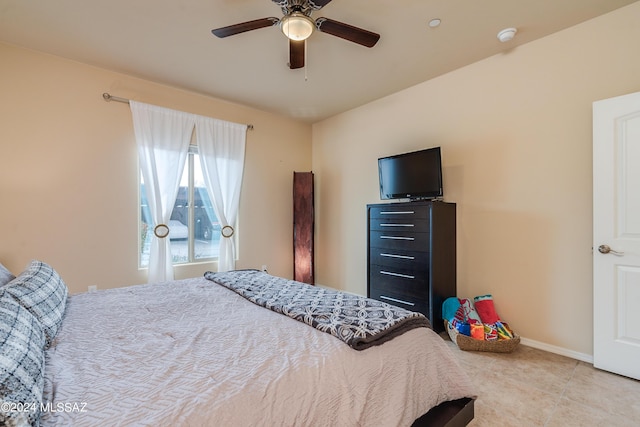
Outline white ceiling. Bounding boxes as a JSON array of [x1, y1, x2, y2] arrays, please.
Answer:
[[1, 0, 637, 123]]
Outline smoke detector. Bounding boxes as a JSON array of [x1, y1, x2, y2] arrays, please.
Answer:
[[497, 27, 517, 42]]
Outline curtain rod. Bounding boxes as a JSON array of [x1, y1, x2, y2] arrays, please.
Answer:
[[102, 93, 254, 130]]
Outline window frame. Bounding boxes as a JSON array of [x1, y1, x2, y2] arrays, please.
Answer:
[[138, 145, 228, 269]]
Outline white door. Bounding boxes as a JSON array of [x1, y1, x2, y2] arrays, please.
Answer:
[[593, 91, 640, 380]]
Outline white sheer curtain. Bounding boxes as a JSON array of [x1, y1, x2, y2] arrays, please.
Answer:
[[195, 117, 247, 272], [130, 101, 195, 283]]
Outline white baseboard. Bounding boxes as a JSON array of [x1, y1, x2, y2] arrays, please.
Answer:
[[520, 336, 593, 364]]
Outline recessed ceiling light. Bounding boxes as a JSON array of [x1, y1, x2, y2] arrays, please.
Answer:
[[428, 18, 441, 28]]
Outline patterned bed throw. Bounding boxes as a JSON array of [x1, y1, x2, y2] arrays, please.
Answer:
[[204, 270, 431, 350]]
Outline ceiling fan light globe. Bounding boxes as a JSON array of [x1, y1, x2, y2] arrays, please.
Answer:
[[281, 13, 314, 41]]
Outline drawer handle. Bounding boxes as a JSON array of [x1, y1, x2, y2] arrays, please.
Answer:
[[380, 270, 415, 279], [380, 223, 415, 227], [380, 253, 415, 260], [380, 236, 415, 241], [380, 295, 415, 306], [380, 211, 415, 215]]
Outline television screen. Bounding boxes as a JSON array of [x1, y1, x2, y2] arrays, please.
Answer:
[[378, 147, 443, 200]]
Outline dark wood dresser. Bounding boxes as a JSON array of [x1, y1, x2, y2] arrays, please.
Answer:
[[367, 201, 456, 332]]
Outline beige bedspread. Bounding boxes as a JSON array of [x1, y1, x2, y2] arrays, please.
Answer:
[[42, 276, 475, 426]]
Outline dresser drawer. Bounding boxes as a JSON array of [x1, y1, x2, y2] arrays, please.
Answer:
[[369, 283, 429, 315], [369, 265, 428, 298], [369, 217, 430, 233], [369, 247, 429, 269], [369, 205, 430, 220], [369, 230, 429, 252]]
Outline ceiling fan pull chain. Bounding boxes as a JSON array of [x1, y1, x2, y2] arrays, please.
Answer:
[[304, 39, 308, 81]]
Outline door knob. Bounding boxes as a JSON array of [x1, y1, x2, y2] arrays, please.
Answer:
[[598, 244, 624, 255]]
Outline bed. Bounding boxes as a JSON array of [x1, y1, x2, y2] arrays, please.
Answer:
[[0, 261, 475, 427]]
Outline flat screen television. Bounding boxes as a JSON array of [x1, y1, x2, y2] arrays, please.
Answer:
[[378, 146, 443, 200]]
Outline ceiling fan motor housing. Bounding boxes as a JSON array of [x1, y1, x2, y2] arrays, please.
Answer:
[[273, 0, 326, 16]]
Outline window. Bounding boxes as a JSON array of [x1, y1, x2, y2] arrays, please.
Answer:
[[139, 146, 221, 267]]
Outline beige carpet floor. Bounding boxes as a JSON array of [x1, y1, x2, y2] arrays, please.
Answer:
[[441, 333, 640, 426]]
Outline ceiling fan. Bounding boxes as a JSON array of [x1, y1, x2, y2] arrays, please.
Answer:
[[211, 0, 380, 69]]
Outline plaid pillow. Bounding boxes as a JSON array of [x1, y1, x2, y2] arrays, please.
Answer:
[[0, 293, 46, 427], [0, 263, 15, 287], [4, 261, 68, 347]]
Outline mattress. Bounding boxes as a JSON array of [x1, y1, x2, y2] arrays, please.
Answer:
[[42, 276, 475, 426]]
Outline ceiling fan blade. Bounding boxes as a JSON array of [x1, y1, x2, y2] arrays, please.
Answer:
[[212, 17, 279, 38], [289, 39, 305, 69], [315, 17, 380, 48]]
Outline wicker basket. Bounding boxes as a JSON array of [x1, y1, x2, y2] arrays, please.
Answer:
[[445, 320, 520, 353]]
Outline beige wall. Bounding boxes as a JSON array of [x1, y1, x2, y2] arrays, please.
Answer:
[[312, 3, 640, 356], [0, 42, 311, 294]]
